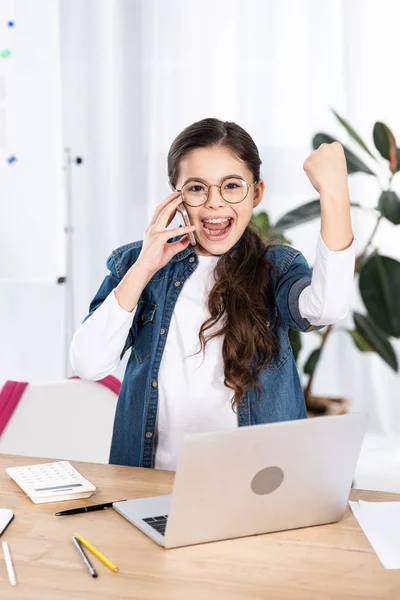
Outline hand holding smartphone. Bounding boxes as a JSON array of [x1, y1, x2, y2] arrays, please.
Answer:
[[135, 191, 196, 276], [115, 190, 196, 312]]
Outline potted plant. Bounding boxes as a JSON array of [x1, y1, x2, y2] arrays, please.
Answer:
[[251, 110, 400, 416]]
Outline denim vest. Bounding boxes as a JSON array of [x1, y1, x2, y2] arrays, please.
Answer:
[[84, 231, 322, 468]]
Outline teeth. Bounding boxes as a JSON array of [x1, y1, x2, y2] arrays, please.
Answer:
[[204, 227, 226, 236], [203, 218, 231, 224]]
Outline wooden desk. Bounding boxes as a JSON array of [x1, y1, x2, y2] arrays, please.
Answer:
[[0, 454, 399, 599]]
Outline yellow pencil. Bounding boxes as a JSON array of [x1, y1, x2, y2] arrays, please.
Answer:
[[76, 536, 119, 572]]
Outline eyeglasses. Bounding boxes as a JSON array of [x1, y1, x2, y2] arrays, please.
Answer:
[[170, 176, 259, 207]]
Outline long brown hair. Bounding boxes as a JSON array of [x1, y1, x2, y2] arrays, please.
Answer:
[[168, 118, 280, 412]]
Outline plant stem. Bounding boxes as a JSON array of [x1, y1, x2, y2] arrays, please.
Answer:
[[304, 324, 333, 400], [359, 214, 383, 260]]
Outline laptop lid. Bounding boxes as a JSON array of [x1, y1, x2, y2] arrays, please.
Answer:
[[163, 413, 368, 548]]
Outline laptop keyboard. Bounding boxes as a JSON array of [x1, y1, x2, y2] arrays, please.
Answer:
[[143, 515, 168, 536]]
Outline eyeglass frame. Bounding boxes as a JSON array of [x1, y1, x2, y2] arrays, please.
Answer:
[[169, 176, 259, 207]]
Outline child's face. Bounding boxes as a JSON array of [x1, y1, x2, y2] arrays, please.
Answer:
[[176, 146, 264, 256]]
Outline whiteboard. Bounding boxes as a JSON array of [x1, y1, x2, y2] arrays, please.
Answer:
[[0, 0, 65, 283]]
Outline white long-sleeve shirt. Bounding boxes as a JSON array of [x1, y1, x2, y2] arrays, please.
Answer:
[[70, 233, 355, 470]]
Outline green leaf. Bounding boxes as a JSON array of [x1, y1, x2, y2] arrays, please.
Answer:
[[288, 328, 302, 362], [347, 329, 373, 352], [313, 134, 375, 175], [250, 212, 291, 244], [353, 312, 398, 371], [274, 200, 321, 230], [373, 122, 398, 172], [268, 230, 292, 245], [377, 190, 400, 225], [332, 109, 377, 161], [274, 199, 361, 231], [251, 211, 270, 235], [303, 348, 321, 375], [359, 252, 400, 337]]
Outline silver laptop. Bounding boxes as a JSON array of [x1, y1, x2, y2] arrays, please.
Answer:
[[113, 413, 368, 549]]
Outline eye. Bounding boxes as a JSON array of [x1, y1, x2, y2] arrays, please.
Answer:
[[222, 177, 245, 190], [188, 184, 206, 192]]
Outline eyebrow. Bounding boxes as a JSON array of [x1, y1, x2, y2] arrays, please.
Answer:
[[181, 174, 245, 187]]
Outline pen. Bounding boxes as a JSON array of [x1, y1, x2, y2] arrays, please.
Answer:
[[72, 536, 98, 578], [2, 541, 17, 586], [77, 535, 119, 572], [55, 499, 127, 516]]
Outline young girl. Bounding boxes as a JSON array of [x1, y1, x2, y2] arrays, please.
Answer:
[[70, 118, 355, 469]]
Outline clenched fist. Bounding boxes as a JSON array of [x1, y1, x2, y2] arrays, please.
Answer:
[[303, 141, 350, 203]]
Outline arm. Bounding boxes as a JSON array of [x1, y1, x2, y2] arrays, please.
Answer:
[[298, 232, 355, 326], [295, 139, 355, 327], [70, 289, 137, 380], [70, 256, 154, 380], [274, 250, 325, 333], [71, 191, 195, 380]]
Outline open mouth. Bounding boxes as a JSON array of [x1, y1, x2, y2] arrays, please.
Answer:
[[201, 217, 234, 242]]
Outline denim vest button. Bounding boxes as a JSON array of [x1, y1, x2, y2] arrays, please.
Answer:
[[145, 431, 153, 438], [151, 381, 158, 388], [174, 281, 181, 287], [160, 329, 165, 335], [189, 257, 195, 263]]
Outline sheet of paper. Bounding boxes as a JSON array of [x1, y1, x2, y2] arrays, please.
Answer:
[[349, 500, 400, 569]]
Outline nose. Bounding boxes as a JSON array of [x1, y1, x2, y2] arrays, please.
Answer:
[[204, 184, 225, 209]]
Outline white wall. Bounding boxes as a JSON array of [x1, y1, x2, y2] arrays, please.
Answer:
[[0, 0, 66, 384]]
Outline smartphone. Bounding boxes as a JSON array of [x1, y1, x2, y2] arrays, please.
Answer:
[[176, 204, 196, 246], [0, 509, 14, 537]]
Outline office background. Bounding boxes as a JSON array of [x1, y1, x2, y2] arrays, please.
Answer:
[[1, 0, 399, 487]]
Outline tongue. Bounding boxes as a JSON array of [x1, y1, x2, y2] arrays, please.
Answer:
[[203, 220, 230, 231]]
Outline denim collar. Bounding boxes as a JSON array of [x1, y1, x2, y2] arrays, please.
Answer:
[[170, 225, 245, 262]]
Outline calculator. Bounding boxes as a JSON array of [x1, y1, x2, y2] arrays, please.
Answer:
[[5, 461, 96, 504]]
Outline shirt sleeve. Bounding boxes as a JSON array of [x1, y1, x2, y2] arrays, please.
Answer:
[[70, 290, 137, 380], [298, 233, 355, 326], [274, 249, 323, 333]]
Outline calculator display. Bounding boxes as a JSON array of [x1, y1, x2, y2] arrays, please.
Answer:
[[34, 483, 84, 492]]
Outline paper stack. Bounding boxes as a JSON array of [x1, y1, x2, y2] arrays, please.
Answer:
[[349, 500, 400, 569]]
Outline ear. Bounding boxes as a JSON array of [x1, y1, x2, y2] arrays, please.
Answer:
[[253, 179, 265, 209]]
